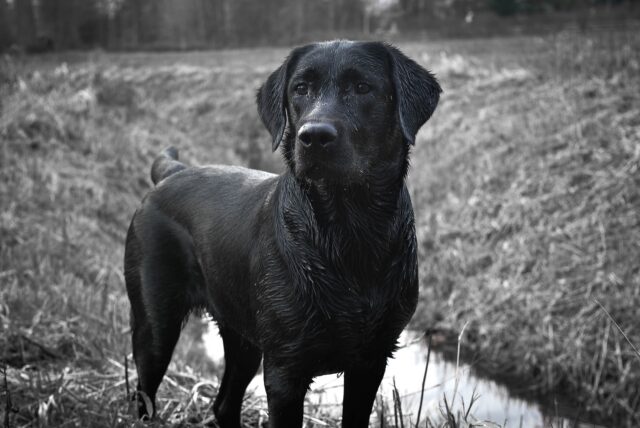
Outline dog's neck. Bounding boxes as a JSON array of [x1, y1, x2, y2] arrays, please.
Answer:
[[277, 159, 411, 271], [274, 169, 415, 301], [305, 174, 404, 233]]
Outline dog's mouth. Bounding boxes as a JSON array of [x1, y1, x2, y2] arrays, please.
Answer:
[[294, 152, 367, 187], [294, 156, 330, 181]]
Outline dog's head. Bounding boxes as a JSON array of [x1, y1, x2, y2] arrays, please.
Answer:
[[257, 40, 441, 184]]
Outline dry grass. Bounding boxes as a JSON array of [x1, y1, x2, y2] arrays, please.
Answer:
[[1, 28, 639, 426], [411, 29, 640, 426]]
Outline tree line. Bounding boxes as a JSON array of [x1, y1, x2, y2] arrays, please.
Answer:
[[0, 0, 371, 52], [0, 0, 637, 52]]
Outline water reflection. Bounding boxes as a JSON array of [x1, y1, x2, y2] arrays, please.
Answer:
[[202, 325, 601, 427]]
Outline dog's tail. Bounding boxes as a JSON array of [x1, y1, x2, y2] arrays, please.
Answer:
[[150, 147, 186, 185]]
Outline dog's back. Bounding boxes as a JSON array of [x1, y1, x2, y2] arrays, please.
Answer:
[[125, 154, 279, 359]]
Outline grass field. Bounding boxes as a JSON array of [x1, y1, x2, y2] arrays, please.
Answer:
[[1, 29, 639, 426]]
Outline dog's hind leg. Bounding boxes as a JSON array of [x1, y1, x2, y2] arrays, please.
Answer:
[[125, 221, 193, 419], [213, 325, 262, 428], [129, 290, 188, 418]]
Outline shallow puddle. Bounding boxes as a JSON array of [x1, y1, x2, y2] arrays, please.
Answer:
[[202, 326, 602, 427]]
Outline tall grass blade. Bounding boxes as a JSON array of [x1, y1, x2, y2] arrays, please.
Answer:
[[393, 377, 405, 428], [450, 321, 469, 410], [415, 331, 432, 427], [594, 299, 640, 361], [3, 364, 11, 428], [124, 353, 130, 400]]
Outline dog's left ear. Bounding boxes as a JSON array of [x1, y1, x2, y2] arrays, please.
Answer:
[[256, 46, 311, 152], [386, 44, 442, 145]]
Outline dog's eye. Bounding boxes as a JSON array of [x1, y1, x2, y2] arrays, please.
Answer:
[[355, 82, 371, 94], [294, 83, 309, 96]]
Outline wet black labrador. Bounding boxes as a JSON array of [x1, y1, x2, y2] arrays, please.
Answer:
[[124, 40, 441, 427]]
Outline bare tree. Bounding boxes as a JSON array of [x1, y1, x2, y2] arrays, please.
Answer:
[[14, 0, 36, 46], [39, 0, 87, 48], [0, 0, 13, 50]]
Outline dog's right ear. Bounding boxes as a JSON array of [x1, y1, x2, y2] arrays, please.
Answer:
[[257, 61, 288, 152], [257, 46, 310, 152]]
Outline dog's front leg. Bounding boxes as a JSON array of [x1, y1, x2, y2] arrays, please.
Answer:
[[341, 358, 387, 428], [263, 358, 310, 428]]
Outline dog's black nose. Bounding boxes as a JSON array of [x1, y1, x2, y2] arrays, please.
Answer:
[[298, 122, 337, 147]]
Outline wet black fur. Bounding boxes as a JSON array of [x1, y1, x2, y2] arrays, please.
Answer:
[[125, 40, 441, 428]]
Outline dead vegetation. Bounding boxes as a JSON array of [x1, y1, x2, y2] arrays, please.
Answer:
[[412, 29, 640, 425], [1, 28, 639, 426]]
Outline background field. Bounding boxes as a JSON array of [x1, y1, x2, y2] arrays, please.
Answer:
[[1, 28, 640, 426]]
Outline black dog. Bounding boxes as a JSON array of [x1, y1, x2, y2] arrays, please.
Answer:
[[124, 40, 440, 427]]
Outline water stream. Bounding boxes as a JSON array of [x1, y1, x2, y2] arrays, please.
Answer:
[[202, 326, 602, 427]]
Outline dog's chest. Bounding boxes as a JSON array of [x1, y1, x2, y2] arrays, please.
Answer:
[[313, 251, 414, 360], [261, 184, 419, 371], [300, 266, 416, 374], [257, 250, 416, 372], [331, 284, 406, 355]]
